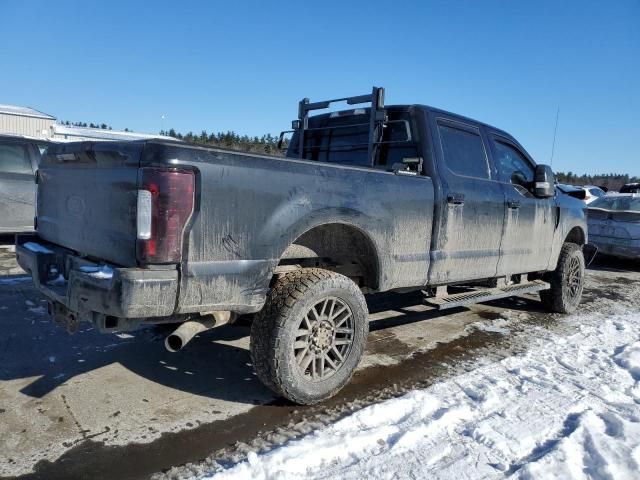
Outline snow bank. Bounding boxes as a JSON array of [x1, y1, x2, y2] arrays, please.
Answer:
[[200, 311, 640, 480]]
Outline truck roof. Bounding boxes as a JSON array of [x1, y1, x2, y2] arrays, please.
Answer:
[[304, 104, 519, 144]]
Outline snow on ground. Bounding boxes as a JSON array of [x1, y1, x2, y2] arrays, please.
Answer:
[[199, 308, 640, 480]]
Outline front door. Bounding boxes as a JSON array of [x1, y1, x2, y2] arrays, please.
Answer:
[[0, 141, 37, 232], [489, 135, 557, 275], [428, 118, 505, 284]]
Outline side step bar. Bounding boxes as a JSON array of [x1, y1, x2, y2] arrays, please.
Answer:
[[425, 280, 550, 310]]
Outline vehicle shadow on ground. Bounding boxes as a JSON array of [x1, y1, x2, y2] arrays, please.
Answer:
[[0, 287, 483, 405], [588, 254, 640, 273], [0, 279, 274, 404], [12, 322, 275, 405], [0, 233, 16, 245]]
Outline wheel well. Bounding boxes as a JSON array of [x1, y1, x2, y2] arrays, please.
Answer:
[[278, 223, 380, 290], [565, 226, 586, 246]]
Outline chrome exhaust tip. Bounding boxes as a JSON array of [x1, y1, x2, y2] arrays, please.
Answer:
[[164, 312, 233, 352]]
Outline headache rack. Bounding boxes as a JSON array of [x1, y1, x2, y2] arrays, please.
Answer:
[[279, 86, 412, 167]]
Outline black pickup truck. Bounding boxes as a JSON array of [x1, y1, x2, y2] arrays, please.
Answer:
[[16, 87, 593, 404]]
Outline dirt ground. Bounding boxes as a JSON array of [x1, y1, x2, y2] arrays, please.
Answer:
[[0, 238, 637, 480]]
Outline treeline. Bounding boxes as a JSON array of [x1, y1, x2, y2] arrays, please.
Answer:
[[160, 128, 285, 155], [555, 172, 639, 190], [58, 121, 283, 152], [59, 120, 134, 132]]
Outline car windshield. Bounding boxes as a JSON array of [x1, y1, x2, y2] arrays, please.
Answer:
[[589, 196, 640, 211]]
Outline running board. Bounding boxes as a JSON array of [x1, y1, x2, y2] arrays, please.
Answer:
[[425, 280, 550, 310]]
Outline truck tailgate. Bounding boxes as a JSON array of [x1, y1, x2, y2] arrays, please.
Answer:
[[36, 142, 143, 266]]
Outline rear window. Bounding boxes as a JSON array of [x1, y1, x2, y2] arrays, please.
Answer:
[[0, 143, 32, 174], [287, 111, 417, 168], [590, 196, 640, 211], [437, 124, 489, 179]]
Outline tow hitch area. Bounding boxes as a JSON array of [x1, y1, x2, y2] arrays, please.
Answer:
[[47, 301, 79, 334]]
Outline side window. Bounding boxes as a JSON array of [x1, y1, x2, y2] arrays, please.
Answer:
[[437, 123, 489, 179], [492, 140, 535, 183], [0, 143, 33, 175]]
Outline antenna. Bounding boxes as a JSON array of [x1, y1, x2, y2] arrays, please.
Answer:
[[550, 106, 560, 165]]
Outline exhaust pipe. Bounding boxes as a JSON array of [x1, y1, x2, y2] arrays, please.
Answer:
[[164, 311, 233, 352]]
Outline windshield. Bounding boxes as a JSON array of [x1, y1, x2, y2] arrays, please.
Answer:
[[589, 196, 640, 211]]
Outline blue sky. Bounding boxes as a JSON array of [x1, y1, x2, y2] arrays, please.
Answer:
[[1, 0, 638, 175]]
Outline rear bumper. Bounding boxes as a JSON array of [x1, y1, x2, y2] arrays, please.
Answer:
[[16, 234, 178, 323], [589, 235, 640, 259]]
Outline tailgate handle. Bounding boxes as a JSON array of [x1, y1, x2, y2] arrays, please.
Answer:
[[447, 193, 465, 205]]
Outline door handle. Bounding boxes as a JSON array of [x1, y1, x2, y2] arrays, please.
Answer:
[[507, 200, 521, 209], [447, 193, 465, 205]]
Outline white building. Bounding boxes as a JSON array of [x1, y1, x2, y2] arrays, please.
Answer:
[[0, 104, 55, 139], [0, 103, 177, 142], [50, 123, 173, 142]]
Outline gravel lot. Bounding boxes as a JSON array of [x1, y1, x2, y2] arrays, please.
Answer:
[[0, 239, 637, 480]]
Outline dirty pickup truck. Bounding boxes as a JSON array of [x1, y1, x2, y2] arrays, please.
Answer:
[[16, 87, 594, 404]]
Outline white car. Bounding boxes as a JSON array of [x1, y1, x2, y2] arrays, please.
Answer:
[[580, 185, 607, 204], [556, 184, 606, 204]]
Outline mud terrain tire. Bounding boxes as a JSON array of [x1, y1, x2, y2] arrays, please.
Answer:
[[540, 242, 585, 314], [250, 268, 368, 405]]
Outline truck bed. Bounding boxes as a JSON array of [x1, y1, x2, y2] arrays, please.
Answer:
[[36, 139, 435, 315]]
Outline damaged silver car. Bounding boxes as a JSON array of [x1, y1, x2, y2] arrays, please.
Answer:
[[588, 194, 640, 260]]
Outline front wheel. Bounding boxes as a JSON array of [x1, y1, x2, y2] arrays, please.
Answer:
[[540, 242, 585, 313], [250, 268, 368, 405]]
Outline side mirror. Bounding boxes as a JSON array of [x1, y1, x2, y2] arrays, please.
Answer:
[[534, 164, 556, 198], [511, 171, 528, 188]]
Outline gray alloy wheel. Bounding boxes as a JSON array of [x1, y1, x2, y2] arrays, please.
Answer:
[[293, 296, 355, 381], [564, 255, 584, 302]]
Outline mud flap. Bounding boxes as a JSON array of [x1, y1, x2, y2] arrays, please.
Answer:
[[583, 243, 598, 266]]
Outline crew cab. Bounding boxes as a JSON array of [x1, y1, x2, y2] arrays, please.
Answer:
[[16, 87, 593, 404]]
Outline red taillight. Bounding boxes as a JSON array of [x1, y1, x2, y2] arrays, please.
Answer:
[[136, 168, 195, 264]]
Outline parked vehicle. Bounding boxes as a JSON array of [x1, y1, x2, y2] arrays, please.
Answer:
[[16, 87, 595, 404], [580, 185, 607, 204], [0, 134, 48, 233], [587, 193, 640, 259], [620, 183, 640, 194], [556, 183, 605, 204], [556, 183, 587, 200]]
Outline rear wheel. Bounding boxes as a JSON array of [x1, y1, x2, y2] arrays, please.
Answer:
[[540, 242, 585, 313], [250, 268, 368, 405]]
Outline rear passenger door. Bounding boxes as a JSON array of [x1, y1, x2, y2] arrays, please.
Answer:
[[0, 141, 37, 232], [489, 134, 556, 275], [428, 118, 505, 283]]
